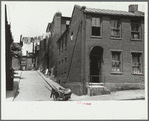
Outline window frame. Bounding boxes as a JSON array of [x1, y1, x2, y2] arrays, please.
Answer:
[[91, 16, 102, 37], [110, 50, 123, 75], [131, 20, 142, 40], [110, 19, 121, 38], [131, 51, 143, 75]]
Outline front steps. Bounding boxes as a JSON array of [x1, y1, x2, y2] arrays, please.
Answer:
[[87, 83, 110, 96]]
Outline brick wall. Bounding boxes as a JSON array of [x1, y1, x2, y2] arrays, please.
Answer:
[[57, 6, 86, 95], [85, 14, 144, 85]]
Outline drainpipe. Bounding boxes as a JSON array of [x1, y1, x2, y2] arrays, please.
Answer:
[[81, 7, 86, 95]]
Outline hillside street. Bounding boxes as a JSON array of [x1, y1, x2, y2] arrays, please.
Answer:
[[6, 70, 145, 101]]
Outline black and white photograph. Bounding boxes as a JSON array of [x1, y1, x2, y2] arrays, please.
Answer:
[[1, 1, 148, 120]]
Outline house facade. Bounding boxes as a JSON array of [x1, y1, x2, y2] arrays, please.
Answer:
[[41, 12, 71, 73], [56, 5, 144, 95], [20, 51, 35, 70]]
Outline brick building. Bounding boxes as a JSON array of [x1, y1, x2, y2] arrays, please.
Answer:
[[5, 5, 14, 90], [36, 4, 144, 95], [56, 4, 144, 95], [20, 51, 35, 70], [42, 12, 71, 73]]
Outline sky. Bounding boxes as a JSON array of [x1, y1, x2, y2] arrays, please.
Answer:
[[3, 1, 146, 55]]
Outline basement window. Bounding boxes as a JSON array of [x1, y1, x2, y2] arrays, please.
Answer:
[[92, 17, 101, 36]]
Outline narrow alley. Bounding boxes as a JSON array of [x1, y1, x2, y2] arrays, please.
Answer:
[[14, 71, 53, 101]]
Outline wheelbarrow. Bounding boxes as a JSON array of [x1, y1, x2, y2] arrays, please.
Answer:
[[46, 85, 71, 101]]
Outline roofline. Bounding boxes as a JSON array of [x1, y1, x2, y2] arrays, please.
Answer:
[[84, 10, 144, 18]]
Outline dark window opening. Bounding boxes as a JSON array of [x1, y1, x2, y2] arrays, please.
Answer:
[[92, 27, 101, 36], [92, 17, 101, 36], [65, 57, 67, 63]]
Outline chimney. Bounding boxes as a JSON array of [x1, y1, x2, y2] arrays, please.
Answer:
[[81, 6, 86, 10], [129, 4, 138, 13], [55, 11, 62, 17]]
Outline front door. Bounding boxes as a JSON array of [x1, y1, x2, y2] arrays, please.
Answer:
[[90, 46, 103, 83]]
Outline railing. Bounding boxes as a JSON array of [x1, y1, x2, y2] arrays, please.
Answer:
[[90, 75, 106, 86]]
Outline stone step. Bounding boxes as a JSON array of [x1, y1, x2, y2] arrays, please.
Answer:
[[87, 85, 110, 96], [88, 83, 104, 86]]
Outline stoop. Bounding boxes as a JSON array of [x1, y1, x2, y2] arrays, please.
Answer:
[[87, 83, 110, 96]]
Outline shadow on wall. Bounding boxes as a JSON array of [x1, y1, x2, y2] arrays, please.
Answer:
[[6, 81, 20, 99]]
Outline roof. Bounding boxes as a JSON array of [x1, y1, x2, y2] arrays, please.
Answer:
[[82, 6, 144, 17]]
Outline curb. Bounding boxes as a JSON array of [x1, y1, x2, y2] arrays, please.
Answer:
[[36, 70, 79, 101]]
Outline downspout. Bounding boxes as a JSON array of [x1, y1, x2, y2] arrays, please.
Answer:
[[84, 12, 86, 95], [81, 7, 86, 95]]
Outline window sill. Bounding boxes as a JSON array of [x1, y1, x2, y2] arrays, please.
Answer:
[[130, 39, 142, 41], [90, 36, 103, 39], [110, 37, 122, 40], [111, 72, 123, 75], [132, 73, 144, 75]]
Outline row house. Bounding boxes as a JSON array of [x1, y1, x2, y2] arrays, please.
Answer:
[[56, 4, 144, 95], [44, 12, 71, 74]]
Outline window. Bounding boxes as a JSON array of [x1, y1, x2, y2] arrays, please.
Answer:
[[62, 38, 63, 52], [111, 19, 120, 37], [92, 17, 101, 36], [66, 20, 70, 28], [58, 42, 60, 55], [131, 52, 142, 74], [65, 57, 67, 63], [131, 21, 141, 39], [59, 41, 61, 55], [62, 59, 63, 65], [111, 51, 122, 72]]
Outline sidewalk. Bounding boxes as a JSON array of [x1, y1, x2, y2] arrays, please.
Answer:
[[37, 70, 80, 101], [6, 71, 22, 102], [37, 70, 145, 101]]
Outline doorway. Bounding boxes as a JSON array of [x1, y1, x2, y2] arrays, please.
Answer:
[[90, 46, 103, 83]]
